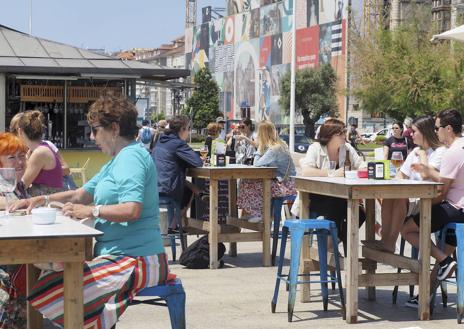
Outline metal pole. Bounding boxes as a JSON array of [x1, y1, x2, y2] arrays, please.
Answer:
[[64, 80, 68, 149], [29, 0, 32, 35], [289, 0, 296, 153]]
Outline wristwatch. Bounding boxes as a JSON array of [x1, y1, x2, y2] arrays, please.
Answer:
[[92, 205, 102, 218]]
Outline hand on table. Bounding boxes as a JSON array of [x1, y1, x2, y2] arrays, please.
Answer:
[[9, 196, 45, 214], [62, 203, 92, 220]]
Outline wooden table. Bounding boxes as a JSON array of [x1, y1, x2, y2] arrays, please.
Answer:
[[187, 165, 276, 269], [294, 176, 441, 323], [0, 214, 103, 329]]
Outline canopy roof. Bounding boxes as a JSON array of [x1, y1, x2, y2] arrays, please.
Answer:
[[0, 25, 190, 80]]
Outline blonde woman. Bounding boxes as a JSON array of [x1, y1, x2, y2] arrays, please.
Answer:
[[237, 120, 297, 223]]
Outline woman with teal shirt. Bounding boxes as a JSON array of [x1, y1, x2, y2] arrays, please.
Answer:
[[11, 95, 169, 329]]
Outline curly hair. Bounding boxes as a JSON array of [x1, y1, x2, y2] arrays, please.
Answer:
[[0, 132, 28, 159], [87, 95, 138, 139]]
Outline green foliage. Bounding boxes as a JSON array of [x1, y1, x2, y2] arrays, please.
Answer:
[[151, 112, 165, 123], [279, 64, 338, 137], [375, 135, 387, 144], [183, 68, 222, 130], [351, 6, 464, 119]]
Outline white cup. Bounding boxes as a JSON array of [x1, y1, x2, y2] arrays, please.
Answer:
[[31, 207, 57, 225]]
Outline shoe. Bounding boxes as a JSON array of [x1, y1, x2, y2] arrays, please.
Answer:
[[405, 295, 418, 309], [248, 216, 263, 223], [437, 257, 457, 281]]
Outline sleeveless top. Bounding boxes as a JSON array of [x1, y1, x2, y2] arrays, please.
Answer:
[[32, 142, 63, 188]]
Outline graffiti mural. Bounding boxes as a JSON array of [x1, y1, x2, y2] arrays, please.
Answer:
[[186, 0, 349, 124]]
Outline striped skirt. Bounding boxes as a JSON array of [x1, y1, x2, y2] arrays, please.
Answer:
[[29, 253, 169, 329]]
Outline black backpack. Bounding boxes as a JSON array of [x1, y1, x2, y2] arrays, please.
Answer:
[[179, 235, 226, 269]]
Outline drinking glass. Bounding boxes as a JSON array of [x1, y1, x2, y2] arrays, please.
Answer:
[[199, 145, 209, 163], [328, 161, 337, 177], [391, 152, 404, 171], [0, 168, 16, 215]]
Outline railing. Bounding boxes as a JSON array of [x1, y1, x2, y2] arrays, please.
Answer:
[[20, 85, 122, 103]]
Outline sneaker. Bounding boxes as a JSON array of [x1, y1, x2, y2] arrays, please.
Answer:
[[405, 295, 418, 309], [437, 257, 457, 281], [248, 216, 263, 223]]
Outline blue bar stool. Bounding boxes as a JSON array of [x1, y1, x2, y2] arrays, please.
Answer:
[[436, 222, 464, 323], [132, 278, 186, 329], [271, 219, 345, 322], [159, 196, 186, 261]]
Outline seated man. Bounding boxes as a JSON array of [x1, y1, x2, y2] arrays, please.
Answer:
[[401, 109, 464, 294]]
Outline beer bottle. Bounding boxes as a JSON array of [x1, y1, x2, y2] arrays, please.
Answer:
[[344, 150, 351, 177]]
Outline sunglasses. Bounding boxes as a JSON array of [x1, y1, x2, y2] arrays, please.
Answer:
[[435, 125, 446, 132], [91, 125, 103, 136], [392, 127, 400, 130], [239, 125, 245, 129]]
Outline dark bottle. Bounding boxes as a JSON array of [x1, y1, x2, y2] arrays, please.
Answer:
[[344, 150, 351, 177]]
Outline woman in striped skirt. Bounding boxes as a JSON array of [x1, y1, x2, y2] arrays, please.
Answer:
[[12, 95, 169, 329]]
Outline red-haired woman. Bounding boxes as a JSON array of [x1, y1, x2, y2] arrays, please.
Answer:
[[0, 132, 29, 328]]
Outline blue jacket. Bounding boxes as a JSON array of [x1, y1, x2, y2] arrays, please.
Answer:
[[254, 145, 296, 181], [152, 132, 203, 202]]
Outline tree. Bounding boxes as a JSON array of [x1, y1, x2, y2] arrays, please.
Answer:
[[151, 111, 165, 123], [279, 64, 338, 137], [183, 68, 222, 131], [350, 5, 464, 119]]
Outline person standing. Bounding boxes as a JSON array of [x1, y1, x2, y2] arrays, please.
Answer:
[[137, 119, 156, 151], [383, 121, 409, 160], [216, 116, 226, 140]]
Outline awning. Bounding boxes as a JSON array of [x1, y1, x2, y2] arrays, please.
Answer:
[[431, 24, 464, 42]]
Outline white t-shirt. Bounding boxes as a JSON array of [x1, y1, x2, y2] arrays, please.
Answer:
[[400, 146, 446, 181], [440, 138, 464, 209]]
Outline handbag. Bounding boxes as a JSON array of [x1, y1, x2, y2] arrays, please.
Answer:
[[271, 151, 296, 198]]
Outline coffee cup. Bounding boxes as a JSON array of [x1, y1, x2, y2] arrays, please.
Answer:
[[31, 207, 57, 225]]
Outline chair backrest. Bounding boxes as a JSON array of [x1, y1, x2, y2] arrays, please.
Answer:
[[81, 158, 90, 170], [290, 152, 305, 175]]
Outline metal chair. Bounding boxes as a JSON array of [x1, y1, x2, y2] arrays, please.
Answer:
[[69, 158, 90, 185]]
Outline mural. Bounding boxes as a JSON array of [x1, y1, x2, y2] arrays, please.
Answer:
[[186, 0, 348, 124]]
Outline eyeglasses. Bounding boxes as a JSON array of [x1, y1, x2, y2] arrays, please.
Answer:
[[91, 125, 103, 136]]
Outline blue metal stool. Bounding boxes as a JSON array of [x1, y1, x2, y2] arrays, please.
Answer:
[[159, 196, 187, 261], [271, 219, 345, 322], [132, 278, 186, 329], [436, 222, 464, 323], [271, 195, 296, 266]]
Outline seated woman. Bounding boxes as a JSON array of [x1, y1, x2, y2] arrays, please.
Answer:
[[299, 118, 366, 249], [234, 118, 257, 164], [152, 115, 203, 231], [0, 133, 29, 329], [369, 116, 446, 253], [205, 122, 220, 158], [237, 120, 297, 223], [15, 110, 64, 196], [11, 95, 169, 329]]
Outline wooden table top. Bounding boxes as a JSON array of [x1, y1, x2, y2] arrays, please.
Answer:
[[293, 176, 442, 186], [0, 213, 103, 240], [188, 165, 276, 180]]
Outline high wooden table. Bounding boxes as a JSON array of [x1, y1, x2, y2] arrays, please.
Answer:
[[294, 176, 441, 323], [0, 214, 103, 329], [187, 165, 276, 269]]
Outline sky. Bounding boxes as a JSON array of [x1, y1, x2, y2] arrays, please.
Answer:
[[0, 0, 225, 52]]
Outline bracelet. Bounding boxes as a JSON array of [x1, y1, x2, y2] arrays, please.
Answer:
[[44, 195, 49, 207]]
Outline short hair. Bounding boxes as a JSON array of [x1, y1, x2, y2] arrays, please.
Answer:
[[18, 110, 45, 141], [437, 108, 462, 134], [165, 115, 190, 135], [206, 122, 220, 136], [412, 116, 442, 149], [142, 119, 150, 126], [158, 119, 168, 129], [87, 95, 138, 139], [0, 132, 28, 159], [242, 118, 254, 131], [318, 118, 346, 146]]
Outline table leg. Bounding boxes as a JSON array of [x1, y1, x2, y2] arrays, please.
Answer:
[[299, 192, 311, 303], [228, 179, 238, 257], [418, 198, 432, 320], [27, 264, 42, 329], [346, 198, 359, 323], [64, 261, 84, 328], [365, 199, 376, 301], [262, 178, 271, 267], [209, 179, 220, 269]]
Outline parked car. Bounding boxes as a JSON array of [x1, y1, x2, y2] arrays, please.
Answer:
[[280, 134, 311, 153], [363, 127, 392, 143]]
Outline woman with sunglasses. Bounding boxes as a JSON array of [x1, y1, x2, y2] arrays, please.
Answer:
[[234, 118, 257, 164], [383, 121, 409, 160], [11, 95, 170, 329], [366, 116, 446, 253], [15, 110, 64, 196], [298, 118, 366, 249], [0, 133, 29, 329]]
